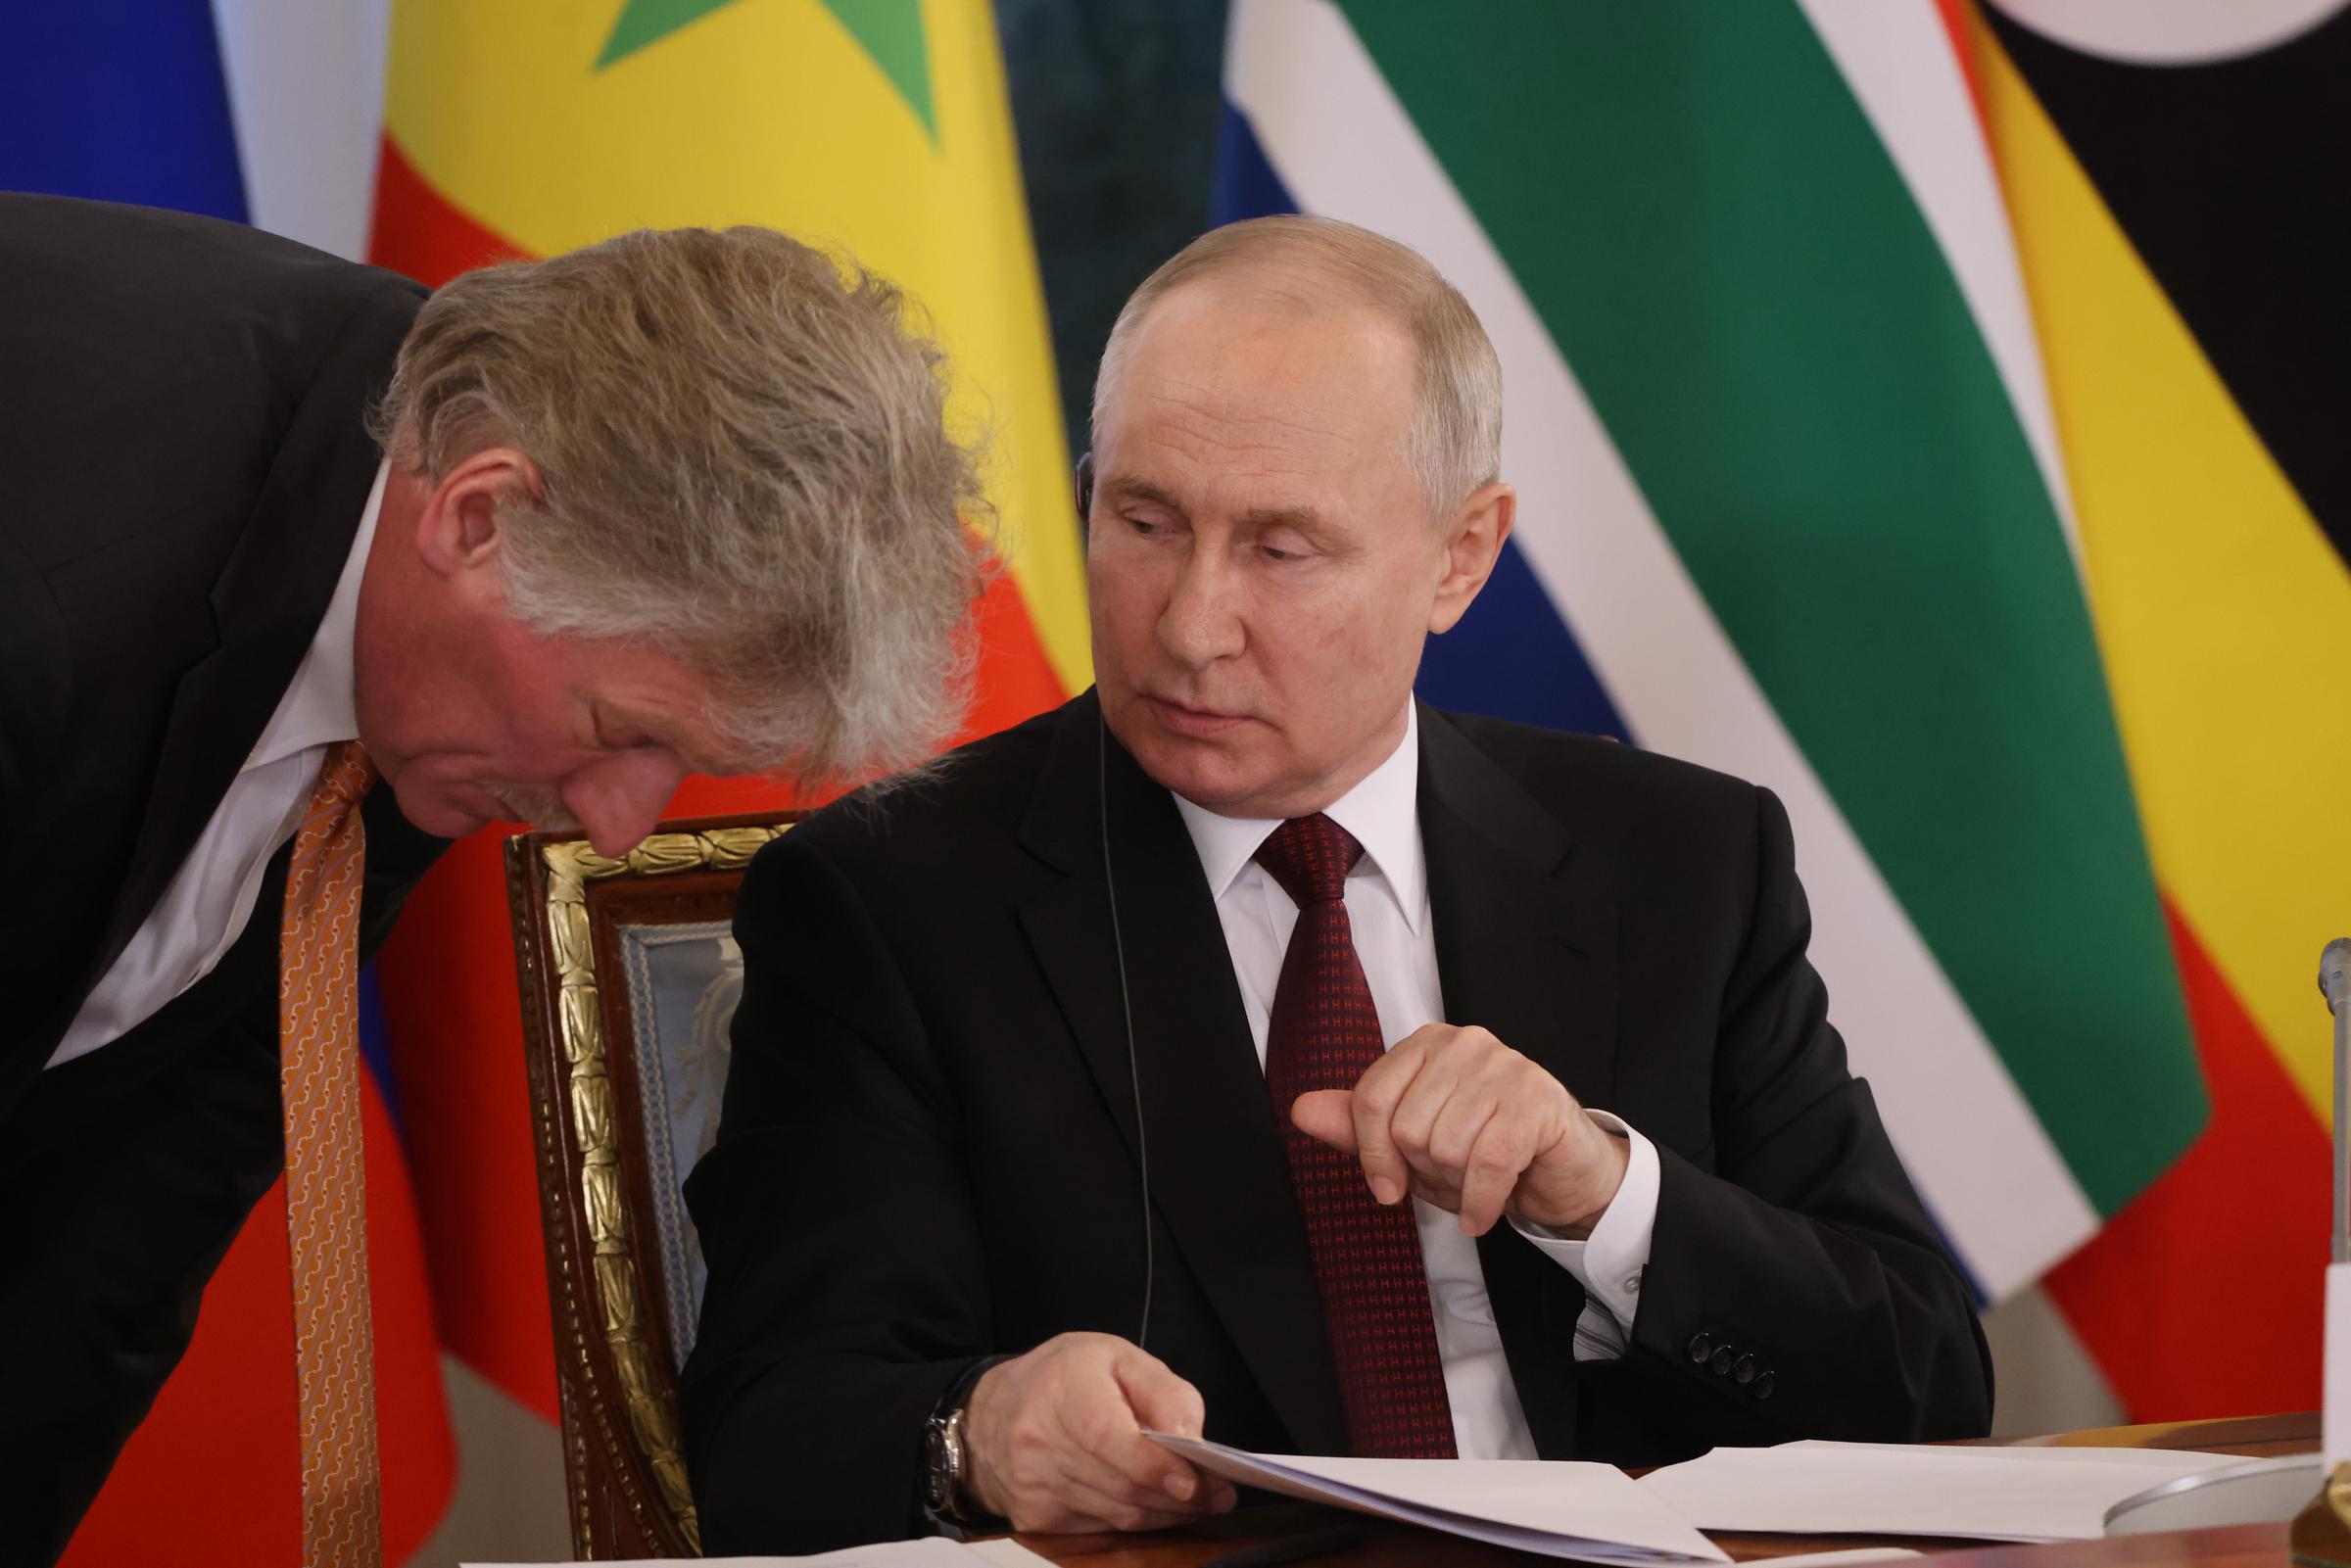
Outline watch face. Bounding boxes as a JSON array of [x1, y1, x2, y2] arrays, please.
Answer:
[[923, 1421, 954, 1510]]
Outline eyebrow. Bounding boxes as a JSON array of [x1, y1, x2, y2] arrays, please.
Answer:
[[1099, 473, 1188, 518], [601, 702, 744, 777], [1100, 474, 1328, 535], [1235, 503, 1327, 534]]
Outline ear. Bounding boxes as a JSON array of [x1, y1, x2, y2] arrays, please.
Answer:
[[412, 447, 545, 579], [1427, 481, 1514, 636]]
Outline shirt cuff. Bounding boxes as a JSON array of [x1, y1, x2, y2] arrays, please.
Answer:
[[1508, 1111, 1660, 1331]]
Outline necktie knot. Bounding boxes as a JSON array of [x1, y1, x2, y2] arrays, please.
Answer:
[[1254, 812, 1364, 908], [315, 739, 375, 812]]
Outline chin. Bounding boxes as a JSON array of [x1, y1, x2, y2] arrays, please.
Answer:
[[382, 778, 485, 839], [1128, 733, 1265, 814], [1104, 689, 1268, 807]]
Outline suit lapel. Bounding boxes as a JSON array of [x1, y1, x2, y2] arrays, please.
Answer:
[[1418, 705, 1617, 1110], [1418, 705, 1619, 1455], [18, 780, 452, 1139], [68, 404, 392, 1055], [1016, 695, 1347, 1454]]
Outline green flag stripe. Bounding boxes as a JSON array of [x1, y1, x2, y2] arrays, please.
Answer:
[[816, 0, 937, 143], [598, 0, 935, 146], [1335, 0, 2201, 1212], [596, 0, 741, 71]]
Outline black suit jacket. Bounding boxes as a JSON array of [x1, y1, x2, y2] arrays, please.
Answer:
[[682, 690, 1992, 1554], [0, 195, 447, 1564]]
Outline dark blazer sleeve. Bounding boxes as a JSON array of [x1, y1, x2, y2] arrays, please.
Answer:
[[0, 810, 445, 1567], [0, 532, 67, 842], [681, 829, 997, 1555], [1569, 786, 1992, 1459]]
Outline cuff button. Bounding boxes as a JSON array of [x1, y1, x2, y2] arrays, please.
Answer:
[[1732, 1354, 1755, 1385], [1753, 1371, 1776, 1401], [1709, 1345, 1735, 1375], [1687, 1333, 1713, 1363]]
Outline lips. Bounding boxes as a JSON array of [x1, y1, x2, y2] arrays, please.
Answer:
[[1145, 694, 1250, 738]]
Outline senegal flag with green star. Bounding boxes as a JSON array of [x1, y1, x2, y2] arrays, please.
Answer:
[[364, 0, 1088, 1455]]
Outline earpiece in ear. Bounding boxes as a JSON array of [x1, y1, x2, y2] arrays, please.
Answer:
[[1075, 451, 1095, 529]]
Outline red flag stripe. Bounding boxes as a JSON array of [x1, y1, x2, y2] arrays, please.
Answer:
[[60, 1073, 456, 1566], [2044, 902, 2329, 1418], [369, 136, 527, 289]]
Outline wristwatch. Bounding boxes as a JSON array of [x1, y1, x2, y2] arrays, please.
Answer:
[[922, 1357, 1005, 1526], [923, 1399, 978, 1520]]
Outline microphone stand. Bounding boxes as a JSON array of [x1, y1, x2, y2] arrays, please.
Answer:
[[2292, 939, 2351, 1566]]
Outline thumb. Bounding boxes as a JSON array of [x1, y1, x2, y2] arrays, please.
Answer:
[[1113, 1345, 1209, 1439], [1291, 1089, 1359, 1151]]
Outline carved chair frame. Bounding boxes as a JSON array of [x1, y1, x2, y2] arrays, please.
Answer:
[[505, 811, 800, 1560]]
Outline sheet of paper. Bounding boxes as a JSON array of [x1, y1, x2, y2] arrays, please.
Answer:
[[1638, 1441, 2246, 1543], [466, 1536, 1057, 1568], [1149, 1433, 1730, 1564], [963, 1543, 1059, 1568]]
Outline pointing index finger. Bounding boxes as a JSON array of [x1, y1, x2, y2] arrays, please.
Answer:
[[1349, 1038, 1424, 1206]]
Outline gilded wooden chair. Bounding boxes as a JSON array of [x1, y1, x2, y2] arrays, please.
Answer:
[[505, 810, 802, 1559]]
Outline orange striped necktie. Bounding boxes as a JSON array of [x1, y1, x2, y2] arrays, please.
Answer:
[[278, 738, 384, 1568]]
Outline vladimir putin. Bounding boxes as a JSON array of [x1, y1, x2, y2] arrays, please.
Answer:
[[682, 214, 1991, 1553]]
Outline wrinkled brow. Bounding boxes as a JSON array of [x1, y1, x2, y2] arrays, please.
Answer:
[[1101, 475, 1328, 534], [1098, 473, 1188, 517], [1234, 503, 1326, 533]]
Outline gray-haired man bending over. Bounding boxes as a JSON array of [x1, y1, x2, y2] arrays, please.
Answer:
[[0, 194, 981, 1563]]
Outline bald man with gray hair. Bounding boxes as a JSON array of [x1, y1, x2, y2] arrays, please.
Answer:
[[685, 214, 1991, 1555]]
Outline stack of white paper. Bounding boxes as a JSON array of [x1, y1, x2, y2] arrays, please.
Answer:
[[1638, 1440, 2248, 1543], [466, 1537, 1052, 1568], [1148, 1434, 1731, 1564]]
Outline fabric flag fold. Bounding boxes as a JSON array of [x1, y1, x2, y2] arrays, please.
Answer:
[[1218, 0, 2332, 1423]]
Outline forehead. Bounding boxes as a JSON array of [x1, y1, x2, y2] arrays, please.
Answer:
[[1101, 285, 1418, 499]]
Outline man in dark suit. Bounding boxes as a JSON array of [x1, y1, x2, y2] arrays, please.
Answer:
[[0, 194, 984, 1565], [683, 214, 1992, 1555]]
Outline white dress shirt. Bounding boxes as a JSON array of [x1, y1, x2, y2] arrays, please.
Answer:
[[49, 461, 387, 1069], [1170, 703, 1662, 1459]]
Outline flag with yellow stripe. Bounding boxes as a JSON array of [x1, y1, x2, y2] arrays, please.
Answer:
[[364, 0, 1090, 1423], [1973, 0, 2350, 1421]]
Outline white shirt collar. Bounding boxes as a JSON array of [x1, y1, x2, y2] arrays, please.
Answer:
[[1172, 703, 1427, 934], [247, 458, 387, 770]]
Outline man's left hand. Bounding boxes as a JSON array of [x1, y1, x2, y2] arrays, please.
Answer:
[[1289, 1024, 1629, 1238]]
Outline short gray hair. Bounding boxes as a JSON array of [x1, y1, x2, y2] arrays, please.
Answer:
[[1090, 214, 1503, 520], [371, 225, 984, 781]]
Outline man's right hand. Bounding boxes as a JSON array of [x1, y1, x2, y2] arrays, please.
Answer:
[[961, 1332, 1240, 1533]]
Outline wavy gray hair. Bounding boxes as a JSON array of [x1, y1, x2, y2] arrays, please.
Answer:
[[372, 225, 984, 781], [1091, 214, 1503, 522]]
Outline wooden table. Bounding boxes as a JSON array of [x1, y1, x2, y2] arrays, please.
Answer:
[[1009, 1413, 2323, 1568]]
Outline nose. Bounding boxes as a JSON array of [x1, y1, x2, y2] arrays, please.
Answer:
[[565, 752, 687, 859], [1157, 548, 1244, 670]]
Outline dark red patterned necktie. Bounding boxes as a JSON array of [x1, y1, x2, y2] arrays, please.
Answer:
[[1255, 813, 1459, 1459]]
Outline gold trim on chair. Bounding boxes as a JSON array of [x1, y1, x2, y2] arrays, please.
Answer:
[[514, 822, 791, 1558]]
